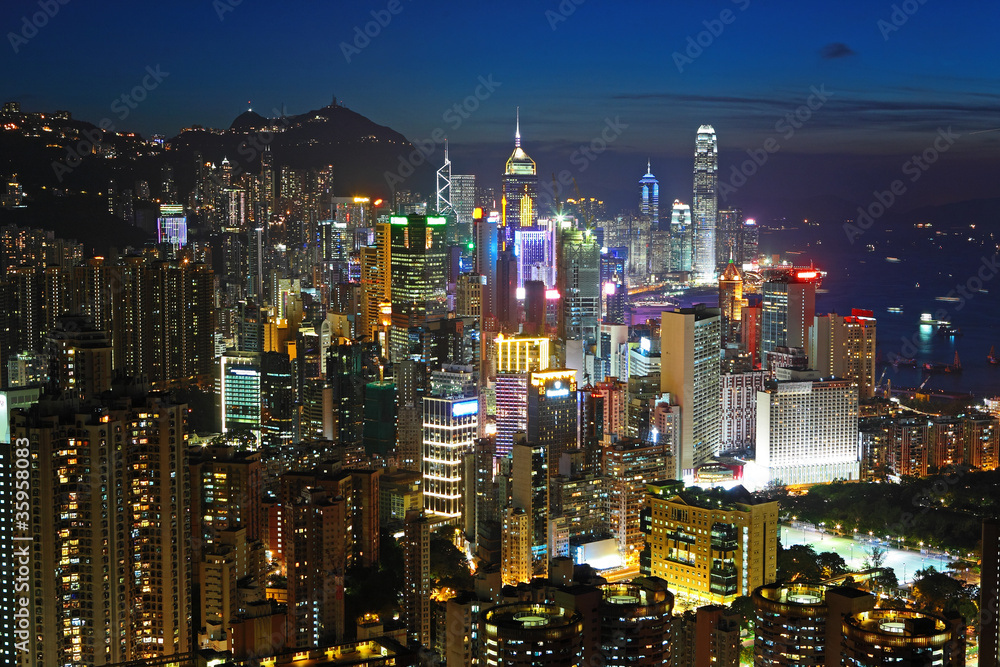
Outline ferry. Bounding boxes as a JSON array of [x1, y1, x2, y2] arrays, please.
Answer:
[[935, 296, 961, 303], [919, 313, 950, 326], [886, 306, 903, 314], [886, 257, 901, 263]]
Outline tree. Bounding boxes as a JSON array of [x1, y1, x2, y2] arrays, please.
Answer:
[[777, 544, 822, 582], [429, 533, 472, 589], [816, 551, 849, 578], [863, 544, 887, 572], [729, 595, 755, 634]]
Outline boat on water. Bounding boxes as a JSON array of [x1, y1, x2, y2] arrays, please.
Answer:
[[937, 325, 963, 338], [886, 257, 901, 263], [924, 351, 963, 374], [887, 306, 903, 314], [989, 345, 998, 365], [919, 313, 950, 326]]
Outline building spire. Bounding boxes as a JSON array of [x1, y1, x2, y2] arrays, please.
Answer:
[[515, 107, 521, 148], [444, 138, 449, 163], [647, 158, 651, 174]]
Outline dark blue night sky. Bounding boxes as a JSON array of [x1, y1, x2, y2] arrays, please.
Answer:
[[2, 0, 998, 212]]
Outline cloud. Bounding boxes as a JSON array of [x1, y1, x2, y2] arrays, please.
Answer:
[[820, 42, 856, 59]]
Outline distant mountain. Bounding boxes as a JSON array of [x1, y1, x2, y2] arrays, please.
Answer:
[[168, 103, 419, 199], [0, 101, 422, 204]]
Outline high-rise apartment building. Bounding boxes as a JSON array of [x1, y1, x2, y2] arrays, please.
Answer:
[[527, 369, 578, 474], [660, 306, 722, 478], [692, 125, 718, 281], [220, 351, 261, 439], [842, 609, 965, 666], [641, 481, 778, 605], [482, 603, 583, 666], [511, 437, 549, 577], [402, 510, 431, 646], [982, 519, 1000, 667], [754, 583, 875, 667], [598, 579, 673, 666], [12, 391, 192, 665], [602, 438, 669, 565], [720, 370, 767, 452], [718, 262, 745, 347]]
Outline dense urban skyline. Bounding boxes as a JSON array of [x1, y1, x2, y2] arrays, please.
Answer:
[[1, 2, 998, 666]]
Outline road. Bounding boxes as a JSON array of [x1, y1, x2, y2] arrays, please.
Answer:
[[780, 523, 956, 584]]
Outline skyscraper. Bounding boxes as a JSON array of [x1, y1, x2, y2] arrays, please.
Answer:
[[761, 270, 818, 356], [670, 200, 694, 274], [661, 306, 722, 477], [717, 207, 743, 268], [452, 173, 476, 248], [639, 160, 659, 225], [718, 261, 745, 347], [557, 227, 601, 342], [809, 309, 877, 399], [422, 390, 478, 519], [692, 125, 718, 282], [501, 109, 537, 248]]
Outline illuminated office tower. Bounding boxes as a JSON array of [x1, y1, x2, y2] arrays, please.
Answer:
[[13, 393, 192, 665], [660, 306, 722, 478], [528, 369, 578, 474], [670, 200, 694, 273], [754, 377, 860, 488], [603, 438, 668, 565], [761, 270, 817, 355], [692, 125, 718, 281], [494, 333, 550, 373], [741, 217, 759, 264], [474, 208, 499, 328], [483, 603, 584, 666], [389, 214, 447, 313], [753, 583, 875, 667], [515, 227, 554, 287], [156, 203, 188, 250], [220, 351, 261, 441], [717, 207, 743, 268], [557, 227, 601, 342], [502, 507, 533, 586], [495, 373, 528, 457], [42, 314, 112, 400], [260, 351, 294, 447], [641, 481, 778, 605], [501, 109, 538, 248], [511, 436, 549, 577], [452, 173, 476, 247], [809, 310, 877, 399], [718, 261, 746, 347], [639, 160, 659, 225], [601, 247, 627, 324], [422, 392, 479, 519], [495, 249, 519, 333], [436, 142, 454, 219]]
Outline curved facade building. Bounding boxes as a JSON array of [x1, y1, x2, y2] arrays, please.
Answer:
[[753, 582, 874, 667], [598, 578, 673, 665], [842, 609, 965, 667], [483, 603, 584, 666]]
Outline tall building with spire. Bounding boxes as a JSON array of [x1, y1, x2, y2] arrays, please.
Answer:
[[639, 160, 659, 225], [692, 125, 718, 282], [501, 109, 537, 250]]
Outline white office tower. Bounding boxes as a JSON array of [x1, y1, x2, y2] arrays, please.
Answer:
[[751, 377, 860, 488], [692, 125, 718, 282], [423, 367, 479, 518], [660, 306, 721, 479]]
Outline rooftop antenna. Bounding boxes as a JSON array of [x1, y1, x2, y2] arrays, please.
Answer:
[[515, 107, 521, 148]]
